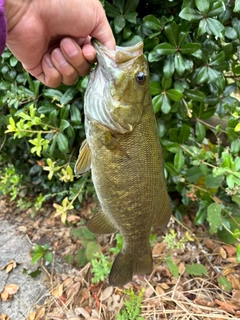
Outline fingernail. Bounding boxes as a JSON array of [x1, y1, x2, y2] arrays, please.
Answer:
[[62, 38, 78, 57], [52, 49, 67, 65], [44, 55, 54, 67]]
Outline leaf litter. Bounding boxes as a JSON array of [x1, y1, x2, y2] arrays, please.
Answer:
[[1, 196, 240, 319]]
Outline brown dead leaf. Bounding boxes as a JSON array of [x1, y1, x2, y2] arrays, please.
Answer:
[[75, 307, 90, 318], [194, 298, 215, 307], [46, 313, 64, 319], [100, 286, 113, 301], [227, 275, 240, 290], [152, 242, 167, 255], [0, 291, 10, 302], [3, 283, 19, 295], [0, 260, 17, 273], [223, 245, 236, 257], [52, 283, 63, 297], [155, 285, 165, 295], [219, 247, 227, 259], [178, 262, 186, 275], [35, 307, 45, 320], [26, 311, 36, 320], [0, 315, 10, 320], [222, 268, 235, 276], [66, 215, 81, 224], [205, 239, 217, 251], [215, 299, 239, 314], [63, 277, 73, 288], [231, 290, 240, 306], [17, 225, 27, 233]]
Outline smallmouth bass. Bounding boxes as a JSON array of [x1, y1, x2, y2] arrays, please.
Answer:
[[75, 40, 172, 286]]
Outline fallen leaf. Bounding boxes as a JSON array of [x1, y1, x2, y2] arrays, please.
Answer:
[[0, 291, 10, 302], [215, 299, 239, 314], [52, 283, 63, 297], [231, 290, 240, 306], [227, 275, 240, 290], [100, 286, 113, 301], [222, 268, 235, 276], [3, 283, 19, 295], [35, 307, 45, 320], [0, 315, 10, 320], [223, 245, 236, 257], [75, 307, 90, 318], [0, 260, 17, 273], [219, 247, 227, 259], [26, 311, 36, 320]]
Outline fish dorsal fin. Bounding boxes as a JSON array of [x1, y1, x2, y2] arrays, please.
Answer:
[[74, 139, 91, 176], [87, 205, 118, 234]]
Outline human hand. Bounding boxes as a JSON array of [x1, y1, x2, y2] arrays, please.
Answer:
[[5, 0, 115, 87]]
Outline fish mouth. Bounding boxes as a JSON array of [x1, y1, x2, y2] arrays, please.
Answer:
[[92, 39, 143, 64]]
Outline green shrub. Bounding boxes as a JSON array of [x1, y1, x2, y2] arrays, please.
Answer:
[[0, 0, 240, 250]]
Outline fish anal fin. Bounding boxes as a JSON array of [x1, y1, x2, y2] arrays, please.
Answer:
[[74, 139, 91, 176], [109, 247, 152, 287], [155, 188, 172, 227], [87, 206, 118, 234]]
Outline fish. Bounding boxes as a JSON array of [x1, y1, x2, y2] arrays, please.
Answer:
[[74, 39, 172, 286]]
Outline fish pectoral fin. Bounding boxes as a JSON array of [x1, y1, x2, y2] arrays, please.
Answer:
[[74, 139, 91, 176], [87, 206, 118, 234], [155, 187, 172, 227], [100, 131, 130, 158], [109, 247, 153, 287]]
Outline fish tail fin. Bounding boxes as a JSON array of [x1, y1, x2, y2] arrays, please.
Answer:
[[109, 246, 152, 287]]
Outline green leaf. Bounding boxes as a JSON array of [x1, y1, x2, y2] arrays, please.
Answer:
[[208, 1, 225, 17], [44, 252, 53, 263], [179, 7, 202, 22], [150, 82, 161, 95], [56, 133, 69, 153], [60, 88, 78, 105], [31, 252, 43, 264], [186, 167, 204, 183], [218, 276, 232, 291], [149, 43, 176, 62], [114, 15, 126, 33], [207, 203, 222, 234], [234, 0, 240, 12], [164, 21, 178, 46], [143, 15, 160, 31], [161, 95, 172, 114], [185, 89, 205, 101], [195, 0, 209, 15], [124, 12, 137, 24], [10, 55, 18, 67], [174, 148, 185, 171], [59, 119, 70, 132], [152, 94, 162, 113], [195, 121, 206, 142], [124, 0, 139, 14], [104, 1, 120, 18], [178, 124, 190, 143], [165, 162, 179, 176], [165, 255, 179, 278], [174, 53, 185, 75], [186, 263, 208, 276], [163, 55, 175, 79], [237, 244, 240, 262], [166, 89, 183, 102], [196, 66, 208, 84], [85, 241, 101, 261], [205, 175, 223, 188], [207, 18, 225, 39], [180, 43, 201, 55]]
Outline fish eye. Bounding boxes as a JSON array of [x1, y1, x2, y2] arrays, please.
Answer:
[[136, 72, 146, 85]]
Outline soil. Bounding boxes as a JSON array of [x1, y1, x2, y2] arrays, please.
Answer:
[[0, 195, 240, 320]]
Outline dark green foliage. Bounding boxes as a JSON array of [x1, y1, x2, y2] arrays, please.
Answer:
[[1, 0, 240, 248]]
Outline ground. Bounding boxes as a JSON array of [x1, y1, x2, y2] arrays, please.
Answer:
[[0, 195, 240, 320]]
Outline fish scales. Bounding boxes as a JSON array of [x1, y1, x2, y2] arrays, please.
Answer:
[[75, 40, 172, 286]]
